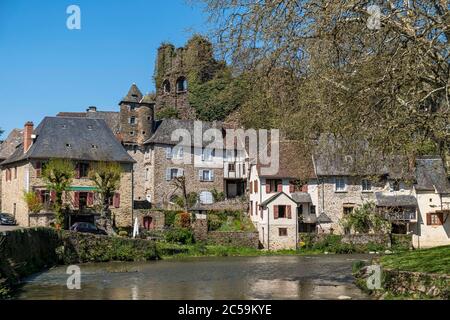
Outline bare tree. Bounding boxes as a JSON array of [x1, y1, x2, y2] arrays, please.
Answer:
[[197, 0, 450, 167]]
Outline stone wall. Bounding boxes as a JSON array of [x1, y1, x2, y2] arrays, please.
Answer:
[[207, 231, 259, 249], [192, 215, 208, 242], [382, 269, 449, 299], [342, 233, 391, 247]]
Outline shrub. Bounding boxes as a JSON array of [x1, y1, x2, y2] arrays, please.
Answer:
[[174, 212, 191, 229], [118, 231, 128, 238], [340, 202, 391, 234], [208, 214, 223, 231], [23, 191, 44, 214], [211, 188, 225, 202], [164, 211, 181, 227], [165, 228, 195, 245]]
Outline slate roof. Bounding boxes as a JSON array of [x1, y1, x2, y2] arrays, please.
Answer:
[[260, 192, 297, 207], [415, 156, 450, 193], [313, 135, 414, 180], [374, 192, 417, 207], [0, 129, 23, 160], [121, 84, 143, 103], [144, 119, 235, 148], [56, 111, 120, 134], [256, 140, 315, 179], [291, 192, 312, 203], [1, 117, 135, 165]]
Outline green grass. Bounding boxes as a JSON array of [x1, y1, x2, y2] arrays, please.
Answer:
[[380, 245, 450, 274], [155, 242, 321, 259]]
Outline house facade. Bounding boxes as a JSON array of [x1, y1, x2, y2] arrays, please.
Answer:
[[0, 117, 135, 228]]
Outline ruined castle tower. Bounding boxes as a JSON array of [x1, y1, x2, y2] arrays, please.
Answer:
[[154, 35, 224, 120]]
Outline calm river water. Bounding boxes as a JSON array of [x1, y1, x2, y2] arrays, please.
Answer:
[[17, 255, 372, 300]]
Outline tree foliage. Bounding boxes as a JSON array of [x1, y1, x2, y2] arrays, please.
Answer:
[[340, 202, 391, 234], [88, 162, 122, 217], [22, 191, 43, 214], [42, 159, 75, 227]]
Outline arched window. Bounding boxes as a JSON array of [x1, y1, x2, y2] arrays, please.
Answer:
[[176, 77, 188, 93], [162, 80, 171, 94], [199, 191, 214, 205]]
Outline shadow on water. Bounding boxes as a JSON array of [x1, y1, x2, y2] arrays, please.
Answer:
[[16, 255, 372, 300]]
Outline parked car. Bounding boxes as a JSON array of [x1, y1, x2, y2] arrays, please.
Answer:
[[0, 213, 17, 226], [70, 222, 108, 235]]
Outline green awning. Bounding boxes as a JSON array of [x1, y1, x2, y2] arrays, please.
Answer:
[[67, 186, 99, 192]]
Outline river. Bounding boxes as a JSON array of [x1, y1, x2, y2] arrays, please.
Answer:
[[17, 255, 372, 300]]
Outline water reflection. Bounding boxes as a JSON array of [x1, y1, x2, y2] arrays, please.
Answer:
[[17, 255, 371, 300]]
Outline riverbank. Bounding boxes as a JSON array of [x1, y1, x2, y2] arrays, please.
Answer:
[[354, 246, 450, 300]]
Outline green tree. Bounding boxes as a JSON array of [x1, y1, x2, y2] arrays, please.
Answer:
[[340, 202, 391, 234], [22, 191, 43, 214], [88, 162, 122, 218], [42, 159, 75, 228]]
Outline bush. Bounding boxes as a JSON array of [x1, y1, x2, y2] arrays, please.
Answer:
[[118, 231, 128, 237], [211, 188, 225, 202], [165, 228, 195, 245], [340, 202, 391, 234], [164, 211, 181, 227], [174, 212, 191, 229], [23, 191, 43, 214], [208, 214, 223, 231]]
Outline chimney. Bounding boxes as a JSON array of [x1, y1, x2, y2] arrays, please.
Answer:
[[87, 106, 97, 112], [23, 121, 34, 153]]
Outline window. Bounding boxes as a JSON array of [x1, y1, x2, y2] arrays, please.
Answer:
[[129, 117, 136, 125], [173, 146, 184, 160], [162, 80, 171, 94], [200, 191, 213, 204], [279, 228, 288, 237], [77, 163, 90, 178], [335, 177, 346, 192], [145, 168, 149, 181], [289, 180, 307, 193], [266, 179, 282, 193], [129, 131, 135, 136], [202, 148, 214, 161], [199, 169, 214, 182], [255, 201, 258, 216], [427, 212, 444, 226], [166, 168, 182, 181], [274, 205, 292, 219], [228, 163, 236, 172], [310, 205, 316, 215], [362, 179, 372, 192], [176, 77, 188, 92], [343, 205, 355, 216], [250, 201, 253, 216]]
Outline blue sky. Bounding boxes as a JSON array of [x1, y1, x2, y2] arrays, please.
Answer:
[[0, 0, 208, 136]]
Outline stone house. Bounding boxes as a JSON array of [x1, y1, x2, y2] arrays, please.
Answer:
[[143, 119, 248, 208], [0, 128, 23, 211], [412, 157, 450, 248], [0, 117, 135, 228], [248, 140, 316, 250]]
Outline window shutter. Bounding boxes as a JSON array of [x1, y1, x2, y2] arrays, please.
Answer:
[[114, 193, 120, 208], [250, 181, 253, 194], [36, 161, 42, 178], [73, 192, 80, 209], [210, 170, 214, 181], [51, 191, 56, 203], [266, 183, 271, 194], [87, 192, 94, 206], [287, 206, 292, 219], [250, 201, 253, 216], [438, 213, 444, 225], [255, 202, 258, 216], [75, 163, 81, 179], [36, 190, 42, 203], [426, 213, 431, 225], [277, 182, 283, 192], [166, 147, 172, 159], [274, 206, 279, 219], [199, 170, 203, 181], [166, 168, 171, 181], [255, 180, 258, 192], [289, 183, 294, 193], [177, 168, 184, 177]]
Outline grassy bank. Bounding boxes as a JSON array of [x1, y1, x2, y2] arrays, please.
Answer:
[[379, 245, 450, 274]]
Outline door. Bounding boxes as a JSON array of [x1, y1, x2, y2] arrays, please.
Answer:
[[143, 216, 153, 230]]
